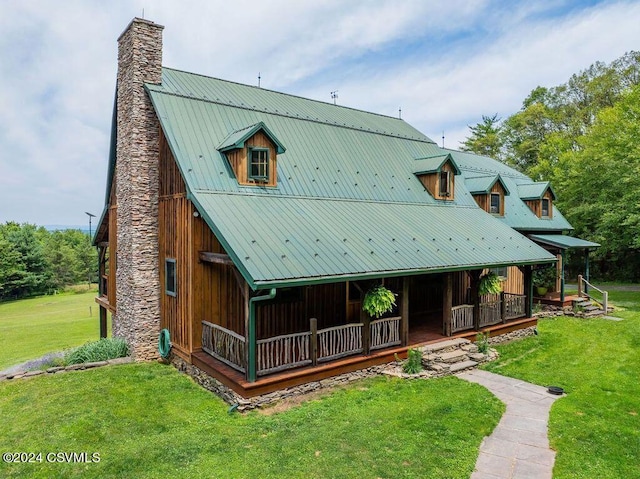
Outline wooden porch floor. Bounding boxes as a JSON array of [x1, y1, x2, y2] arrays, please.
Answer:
[[534, 294, 579, 308], [191, 317, 537, 398]]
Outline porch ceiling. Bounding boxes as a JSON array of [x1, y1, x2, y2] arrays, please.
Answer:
[[192, 192, 556, 289]]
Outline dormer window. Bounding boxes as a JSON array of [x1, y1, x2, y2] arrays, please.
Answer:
[[541, 198, 550, 217], [490, 193, 500, 214], [465, 174, 509, 216], [249, 148, 269, 181], [413, 153, 461, 201], [217, 122, 286, 188]]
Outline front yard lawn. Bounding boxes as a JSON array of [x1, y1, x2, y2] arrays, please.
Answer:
[[483, 289, 640, 479], [0, 365, 503, 479]]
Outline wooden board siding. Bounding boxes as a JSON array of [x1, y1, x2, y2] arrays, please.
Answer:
[[502, 266, 524, 294], [226, 131, 278, 187], [525, 191, 553, 219], [159, 131, 246, 357], [160, 129, 186, 196]]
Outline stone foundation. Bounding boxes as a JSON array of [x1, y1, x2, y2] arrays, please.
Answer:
[[487, 326, 538, 344]]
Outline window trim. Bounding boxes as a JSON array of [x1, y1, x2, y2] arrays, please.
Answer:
[[490, 192, 501, 215], [490, 267, 508, 280], [165, 258, 177, 297], [541, 198, 550, 217], [248, 147, 269, 181]]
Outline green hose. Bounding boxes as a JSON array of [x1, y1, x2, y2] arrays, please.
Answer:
[[158, 328, 171, 359]]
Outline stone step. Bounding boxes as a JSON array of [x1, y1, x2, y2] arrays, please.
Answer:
[[420, 338, 470, 354], [449, 360, 479, 373], [584, 305, 600, 312], [425, 361, 450, 372], [437, 349, 468, 364], [584, 310, 605, 317]]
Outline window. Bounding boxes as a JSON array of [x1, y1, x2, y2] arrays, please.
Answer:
[[165, 259, 177, 297], [439, 170, 451, 197], [490, 193, 501, 214], [249, 148, 269, 180], [541, 198, 550, 217], [490, 267, 508, 280]]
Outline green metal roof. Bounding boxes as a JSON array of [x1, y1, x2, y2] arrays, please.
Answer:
[[517, 182, 557, 200], [140, 68, 558, 289], [412, 153, 461, 175], [464, 175, 511, 195], [217, 121, 286, 154], [192, 193, 556, 289], [529, 234, 600, 250], [447, 150, 573, 232]]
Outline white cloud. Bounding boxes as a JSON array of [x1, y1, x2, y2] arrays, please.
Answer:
[[0, 0, 639, 224]]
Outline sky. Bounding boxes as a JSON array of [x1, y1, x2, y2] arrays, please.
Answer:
[[1, 0, 639, 226]]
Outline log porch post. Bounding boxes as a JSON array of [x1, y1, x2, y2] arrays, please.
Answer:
[[99, 307, 108, 339], [442, 273, 452, 336], [470, 270, 481, 331], [523, 265, 533, 318], [560, 250, 566, 301], [247, 288, 276, 382], [401, 277, 410, 345]]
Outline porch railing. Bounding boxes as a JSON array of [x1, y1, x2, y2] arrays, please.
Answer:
[[257, 331, 312, 376], [451, 304, 474, 333], [503, 293, 526, 320], [317, 323, 363, 363], [202, 321, 246, 373], [479, 299, 502, 327], [370, 316, 401, 351]]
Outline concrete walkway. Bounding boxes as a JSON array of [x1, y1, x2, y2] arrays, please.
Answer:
[[458, 370, 562, 479]]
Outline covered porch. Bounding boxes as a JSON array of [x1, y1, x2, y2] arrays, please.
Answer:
[[195, 266, 537, 392]]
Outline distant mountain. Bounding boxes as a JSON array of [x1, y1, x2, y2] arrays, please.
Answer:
[[43, 225, 90, 234]]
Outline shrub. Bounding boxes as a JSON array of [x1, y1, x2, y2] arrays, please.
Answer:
[[475, 332, 489, 354], [402, 348, 423, 374], [65, 338, 129, 365], [479, 272, 502, 295]]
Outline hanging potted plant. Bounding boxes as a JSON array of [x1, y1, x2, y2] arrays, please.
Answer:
[[478, 271, 502, 296], [362, 284, 397, 318]]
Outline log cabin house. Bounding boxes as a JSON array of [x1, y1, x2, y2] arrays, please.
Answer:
[[94, 18, 595, 397]]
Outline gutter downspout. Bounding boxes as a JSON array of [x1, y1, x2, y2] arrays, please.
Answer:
[[248, 288, 276, 382]]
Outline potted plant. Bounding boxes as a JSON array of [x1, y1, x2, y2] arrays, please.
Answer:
[[533, 266, 556, 296], [362, 284, 397, 318], [479, 271, 502, 295]]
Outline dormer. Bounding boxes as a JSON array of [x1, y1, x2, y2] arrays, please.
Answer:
[[518, 182, 556, 219], [465, 174, 510, 216], [413, 153, 461, 201], [218, 122, 286, 187]]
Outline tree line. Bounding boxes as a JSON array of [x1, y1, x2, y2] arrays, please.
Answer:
[[0, 222, 98, 301], [461, 51, 640, 281]]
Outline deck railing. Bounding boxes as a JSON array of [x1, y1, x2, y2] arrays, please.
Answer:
[[503, 293, 526, 320], [202, 321, 246, 373], [257, 331, 312, 376], [317, 323, 363, 363], [370, 316, 401, 350], [479, 299, 502, 327], [451, 304, 474, 333]]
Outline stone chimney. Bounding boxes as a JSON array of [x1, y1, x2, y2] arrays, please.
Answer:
[[114, 18, 164, 360]]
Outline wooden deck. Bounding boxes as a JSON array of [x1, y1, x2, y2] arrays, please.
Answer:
[[534, 294, 579, 308], [191, 317, 537, 398]]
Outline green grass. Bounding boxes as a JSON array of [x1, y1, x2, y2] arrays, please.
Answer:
[[0, 365, 503, 479], [483, 290, 640, 478], [0, 290, 110, 370]]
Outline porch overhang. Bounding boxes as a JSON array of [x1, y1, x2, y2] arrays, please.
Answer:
[[529, 234, 600, 250]]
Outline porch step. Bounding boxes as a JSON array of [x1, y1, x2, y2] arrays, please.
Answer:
[[449, 360, 479, 373], [437, 349, 468, 364], [420, 338, 470, 354]]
